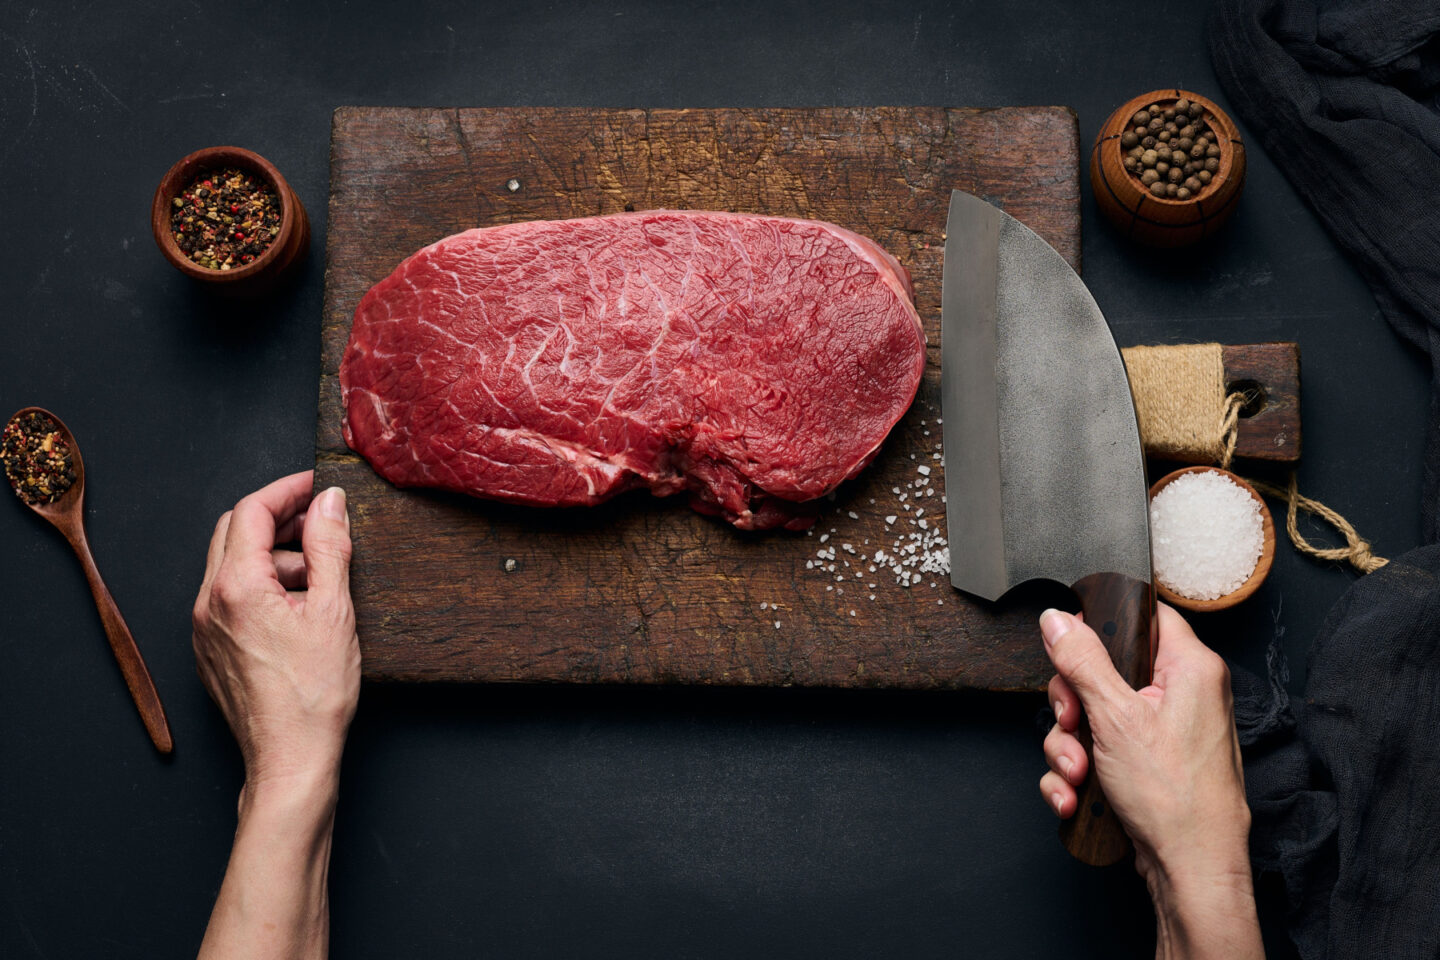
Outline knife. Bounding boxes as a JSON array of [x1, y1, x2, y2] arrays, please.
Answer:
[[940, 190, 1156, 867]]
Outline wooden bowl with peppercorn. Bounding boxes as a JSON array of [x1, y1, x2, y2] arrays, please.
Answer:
[[1090, 90, 1245, 247], [151, 145, 310, 295]]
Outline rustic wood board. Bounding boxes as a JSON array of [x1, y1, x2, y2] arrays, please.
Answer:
[[1223, 342, 1301, 462], [316, 106, 1084, 691]]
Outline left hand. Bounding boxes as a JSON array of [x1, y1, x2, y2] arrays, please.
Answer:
[[191, 471, 361, 794]]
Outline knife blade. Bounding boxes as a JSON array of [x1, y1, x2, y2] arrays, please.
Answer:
[[940, 190, 1156, 867]]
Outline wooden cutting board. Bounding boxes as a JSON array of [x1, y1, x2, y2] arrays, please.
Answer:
[[316, 105, 1084, 691]]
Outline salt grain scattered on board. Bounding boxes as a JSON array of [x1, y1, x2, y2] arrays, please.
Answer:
[[790, 408, 950, 602], [1150, 471, 1263, 601]]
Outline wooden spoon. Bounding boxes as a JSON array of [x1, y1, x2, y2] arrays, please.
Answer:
[[5, 407, 173, 753]]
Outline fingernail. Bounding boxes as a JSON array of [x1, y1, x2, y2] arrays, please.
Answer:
[[1059, 756, 1074, 780], [1051, 792, 1065, 815], [1053, 700, 1064, 722], [1040, 608, 1072, 648], [319, 486, 347, 521]]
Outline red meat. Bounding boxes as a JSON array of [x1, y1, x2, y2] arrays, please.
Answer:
[[341, 211, 925, 530]]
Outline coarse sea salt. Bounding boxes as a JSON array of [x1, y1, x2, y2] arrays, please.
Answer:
[[1150, 471, 1263, 601]]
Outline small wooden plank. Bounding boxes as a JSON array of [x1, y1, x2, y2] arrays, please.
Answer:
[[317, 106, 1083, 691], [1223, 342, 1301, 462]]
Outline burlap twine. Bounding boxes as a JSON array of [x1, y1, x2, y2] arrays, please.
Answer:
[[1121, 343, 1387, 574]]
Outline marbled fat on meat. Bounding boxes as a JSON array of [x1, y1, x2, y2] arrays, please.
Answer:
[[340, 211, 926, 530]]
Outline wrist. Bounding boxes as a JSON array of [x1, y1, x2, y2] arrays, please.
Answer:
[[1149, 857, 1261, 960], [239, 763, 341, 826]]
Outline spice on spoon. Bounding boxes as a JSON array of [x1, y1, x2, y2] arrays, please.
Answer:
[[169, 166, 281, 271], [3, 410, 77, 505]]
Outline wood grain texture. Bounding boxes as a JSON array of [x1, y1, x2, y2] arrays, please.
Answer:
[[316, 106, 1083, 690], [1223, 342, 1301, 462], [13, 406, 173, 753]]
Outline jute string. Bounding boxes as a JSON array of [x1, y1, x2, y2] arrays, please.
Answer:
[[1121, 343, 1387, 574]]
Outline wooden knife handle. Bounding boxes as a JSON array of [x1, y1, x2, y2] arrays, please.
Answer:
[[65, 525, 174, 754], [1059, 572, 1156, 866]]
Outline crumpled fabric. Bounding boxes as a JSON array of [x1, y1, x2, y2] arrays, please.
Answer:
[[1211, 0, 1440, 541], [1232, 545, 1440, 959], [1209, 2, 1440, 955]]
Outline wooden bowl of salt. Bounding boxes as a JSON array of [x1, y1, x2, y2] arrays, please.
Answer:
[[1148, 466, 1274, 613]]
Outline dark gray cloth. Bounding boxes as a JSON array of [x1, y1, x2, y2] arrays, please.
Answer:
[[1210, 0, 1440, 542], [1210, 2, 1440, 956], [1233, 545, 1440, 959]]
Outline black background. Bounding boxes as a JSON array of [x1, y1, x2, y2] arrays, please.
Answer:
[[0, 2, 1428, 957]]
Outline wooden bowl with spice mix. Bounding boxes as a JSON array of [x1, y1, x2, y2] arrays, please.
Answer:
[[1090, 90, 1245, 247], [151, 145, 310, 295]]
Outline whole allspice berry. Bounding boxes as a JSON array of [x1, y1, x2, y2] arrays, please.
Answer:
[[1117, 97, 1224, 202]]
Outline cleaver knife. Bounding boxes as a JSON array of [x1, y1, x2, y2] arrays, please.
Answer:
[[940, 190, 1156, 867]]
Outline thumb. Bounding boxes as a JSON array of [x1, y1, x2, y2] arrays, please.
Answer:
[[1040, 609, 1132, 714], [302, 486, 352, 601]]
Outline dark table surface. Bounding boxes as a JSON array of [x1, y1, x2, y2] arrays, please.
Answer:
[[1, 2, 1428, 957]]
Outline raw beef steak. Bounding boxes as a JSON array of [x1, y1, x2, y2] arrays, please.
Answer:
[[340, 211, 926, 530]]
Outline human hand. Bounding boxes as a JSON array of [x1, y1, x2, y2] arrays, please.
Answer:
[[191, 471, 361, 798], [1038, 603, 1262, 959]]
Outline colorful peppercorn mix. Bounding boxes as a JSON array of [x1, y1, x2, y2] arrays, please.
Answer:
[[169, 167, 281, 270], [3, 411, 77, 506]]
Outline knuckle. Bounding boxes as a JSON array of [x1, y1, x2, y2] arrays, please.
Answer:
[[1037, 772, 1056, 799], [1209, 652, 1232, 685], [209, 573, 241, 612], [1193, 649, 1230, 687], [1042, 723, 1066, 756], [311, 535, 353, 564], [190, 597, 209, 631], [1053, 640, 1103, 682]]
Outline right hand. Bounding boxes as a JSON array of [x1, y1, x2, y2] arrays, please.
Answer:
[[1038, 603, 1259, 952]]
